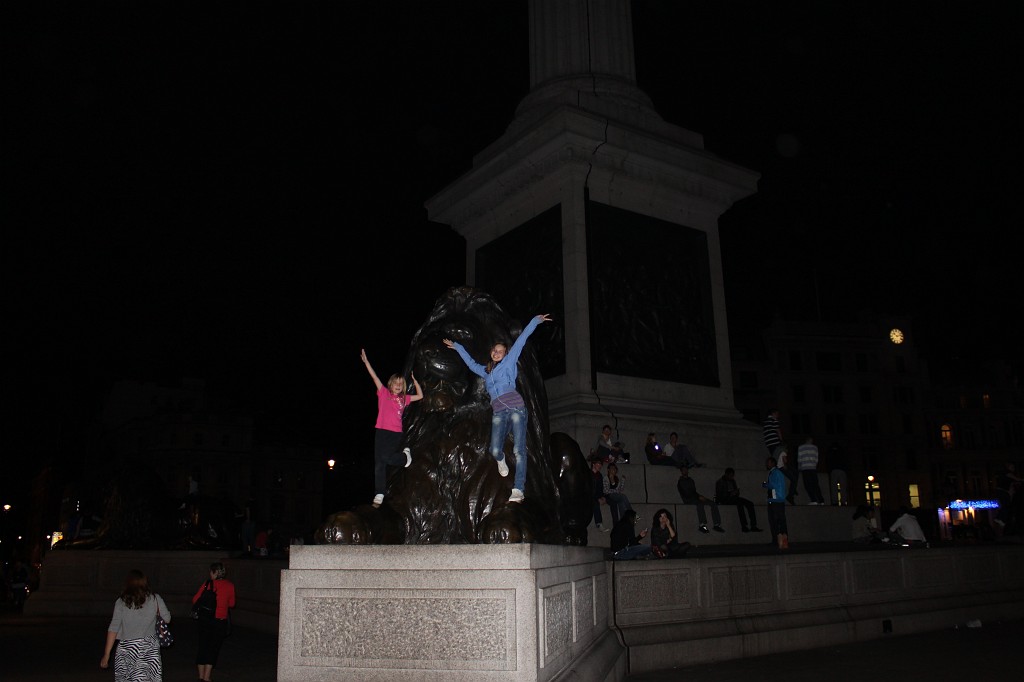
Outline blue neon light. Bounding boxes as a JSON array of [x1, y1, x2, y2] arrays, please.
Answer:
[[947, 499, 1000, 510]]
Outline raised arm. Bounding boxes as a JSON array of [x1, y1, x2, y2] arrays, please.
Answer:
[[408, 374, 424, 403], [503, 314, 551, 367], [443, 338, 487, 378], [360, 348, 383, 391]]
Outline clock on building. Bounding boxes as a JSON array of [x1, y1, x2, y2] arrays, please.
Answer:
[[889, 328, 904, 344]]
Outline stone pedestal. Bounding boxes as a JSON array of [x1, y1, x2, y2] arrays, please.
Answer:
[[277, 544, 624, 682]]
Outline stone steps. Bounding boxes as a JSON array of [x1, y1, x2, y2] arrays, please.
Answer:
[[589, 461, 850, 548]]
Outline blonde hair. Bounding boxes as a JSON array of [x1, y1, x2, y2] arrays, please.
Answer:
[[387, 375, 406, 392]]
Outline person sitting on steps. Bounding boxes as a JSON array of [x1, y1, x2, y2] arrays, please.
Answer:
[[677, 465, 725, 534]]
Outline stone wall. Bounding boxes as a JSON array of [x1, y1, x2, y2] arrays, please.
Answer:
[[25, 550, 284, 633], [610, 544, 1024, 673]]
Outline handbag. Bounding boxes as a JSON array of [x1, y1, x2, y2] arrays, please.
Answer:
[[191, 580, 217, 620], [155, 598, 174, 648]]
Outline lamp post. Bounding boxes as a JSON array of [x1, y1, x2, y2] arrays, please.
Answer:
[[1, 505, 11, 561], [867, 475, 876, 508]]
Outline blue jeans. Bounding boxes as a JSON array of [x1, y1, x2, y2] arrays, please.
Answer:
[[613, 544, 652, 560], [491, 407, 528, 491], [604, 492, 632, 524]]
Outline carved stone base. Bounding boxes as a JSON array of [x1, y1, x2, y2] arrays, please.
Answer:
[[277, 545, 624, 682]]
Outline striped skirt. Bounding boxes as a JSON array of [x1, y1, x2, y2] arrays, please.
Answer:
[[114, 634, 162, 682]]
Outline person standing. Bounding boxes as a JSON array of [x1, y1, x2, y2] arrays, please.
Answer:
[[361, 349, 424, 507], [100, 569, 170, 681], [192, 562, 237, 682], [715, 467, 763, 532], [764, 410, 798, 503], [444, 313, 551, 503], [797, 436, 826, 504], [766, 454, 790, 549], [677, 465, 725, 534], [763, 409, 783, 457]]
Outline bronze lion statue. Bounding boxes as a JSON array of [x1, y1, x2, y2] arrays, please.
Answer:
[[318, 287, 592, 545]]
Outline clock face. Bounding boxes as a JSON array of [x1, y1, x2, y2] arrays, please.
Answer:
[[890, 328, 904, 344]]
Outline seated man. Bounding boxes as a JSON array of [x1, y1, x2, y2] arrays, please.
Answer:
[[610, 509, 651, 560], [888, 507, 927, 546], [677, 466, 725, 534], [715, 467, 762, 532], [665, 431, 704, 468]]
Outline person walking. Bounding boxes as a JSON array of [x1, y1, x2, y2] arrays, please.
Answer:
[[444, 313, 552, 503], [100, 569, 170, 681], [361, 348, 424, 507], [192, 562, 237, 682]]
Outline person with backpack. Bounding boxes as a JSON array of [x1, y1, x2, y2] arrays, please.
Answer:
[[191, 562, 236, 682]]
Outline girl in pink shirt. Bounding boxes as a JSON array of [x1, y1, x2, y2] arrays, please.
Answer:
[[361, 348, 423, 507]]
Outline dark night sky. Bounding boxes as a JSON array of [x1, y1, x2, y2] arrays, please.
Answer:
[[4, 2, 1022, 504]]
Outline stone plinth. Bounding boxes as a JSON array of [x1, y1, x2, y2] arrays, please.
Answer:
[[277, 544, 623, 682]]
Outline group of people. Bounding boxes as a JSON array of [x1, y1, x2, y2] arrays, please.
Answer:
[[363, 312, 551, 508], [852, 504, 928, 546], [100, 562, 236, 682], [610, 508, 692, 560], [644, 431, 704, 468]]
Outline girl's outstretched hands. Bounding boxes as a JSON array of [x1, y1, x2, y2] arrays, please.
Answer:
[[536, 314, 553, 323], [360, 348, 369, 364], [442, 338, 455, 349]]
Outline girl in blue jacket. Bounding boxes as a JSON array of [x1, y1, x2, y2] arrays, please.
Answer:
[[443, 313, 551, 502]]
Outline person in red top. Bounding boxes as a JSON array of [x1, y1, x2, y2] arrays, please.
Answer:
[[361, 348, 424, 507], [192, 562, 236, 682]]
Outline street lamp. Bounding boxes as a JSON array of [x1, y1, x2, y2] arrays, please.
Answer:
[[327, 459, 336, 470], [867, 475, 876, 508]]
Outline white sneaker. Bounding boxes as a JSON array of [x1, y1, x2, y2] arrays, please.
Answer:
[[496, 457, 509, 477], [509, 488, 524, 503], [372, 494, 384, 507], [597, 524, 610, 533], [403, 447, 412, 467]]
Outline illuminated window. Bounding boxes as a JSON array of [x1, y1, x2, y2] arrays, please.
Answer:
[[941, 424, 953, 449], [864, 477, 882, 508], [983, 394, 991, 409], [908, 484, 920, 508]]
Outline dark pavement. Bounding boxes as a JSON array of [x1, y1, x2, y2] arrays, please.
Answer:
[[0, 608, 278, 682], [2, 601, 1021, 681], [3, 537, 1022, 681]]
